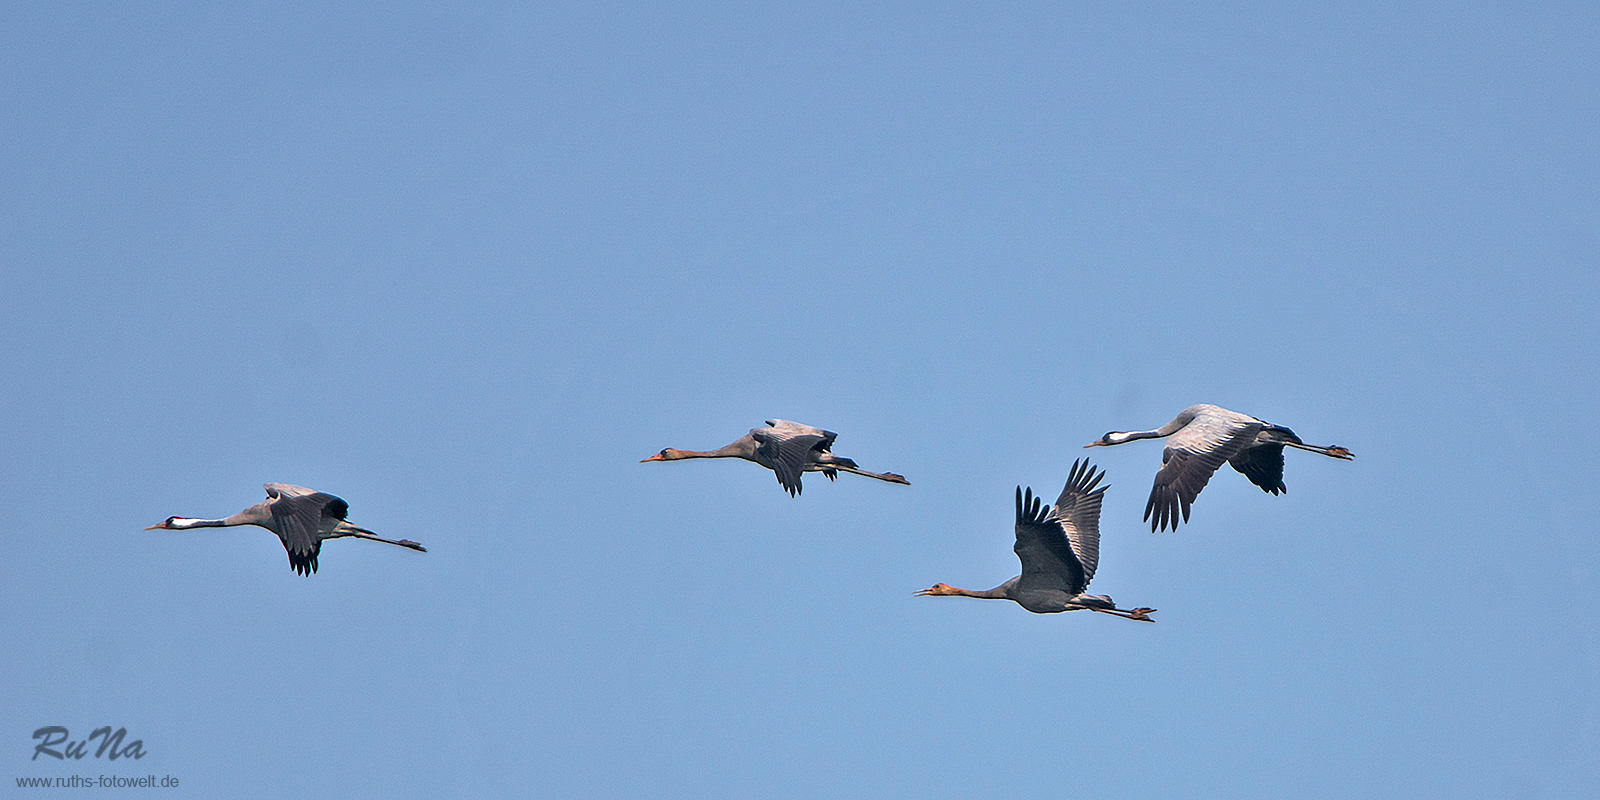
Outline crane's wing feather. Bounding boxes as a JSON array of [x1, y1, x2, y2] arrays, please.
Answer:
[[751, 426, 826, 496], [1229, 441, 1288, 495], [1051, 459, 1108, 584], [264, 483, 318, 499], [268, 491, 345, 576], [1014, 485, 1088, 597], [1145, 416, 1261, 531], [765, 420, 838, 451]]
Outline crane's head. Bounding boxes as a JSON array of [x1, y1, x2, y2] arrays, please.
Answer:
[[641, 448, 684, 462], [914, 583, 962, 597], [1083, 432, 1129, 448], [145, 516, 188, 530]]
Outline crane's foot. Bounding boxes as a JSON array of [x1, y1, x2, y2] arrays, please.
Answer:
[[1326, 445, 1354, 459], [1089, 606, 1155, 621]]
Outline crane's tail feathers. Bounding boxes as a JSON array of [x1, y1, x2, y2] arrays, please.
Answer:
[[1283, 441, 1355, 459]]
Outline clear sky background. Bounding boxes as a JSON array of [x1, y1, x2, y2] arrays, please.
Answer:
[[3, 2, 1597, 797]]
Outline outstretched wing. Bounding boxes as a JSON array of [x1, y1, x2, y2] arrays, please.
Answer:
[[1145, 415, 1262, 532], [765, 420, 838, 451], [1051, 459, 1108, 585], [266, 487, 347, 576], [1013, 485, 1088, 597], [751, 425, 828, 496], [264, 483, 318, 499]]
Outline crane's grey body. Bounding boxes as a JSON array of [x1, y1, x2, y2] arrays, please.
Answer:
[[642, 419, 909, 496], [916, 460, 1153, 620], [146, 483, 426, 576], [1085, 403, 1354, 532]]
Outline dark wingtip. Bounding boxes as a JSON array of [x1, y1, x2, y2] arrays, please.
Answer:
[[288, 548, 319, 576]]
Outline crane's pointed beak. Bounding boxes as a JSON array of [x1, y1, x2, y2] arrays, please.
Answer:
[[640, 454, 664, 462], [1082, 442, 1098, 448], [144, 523, 166, 530]]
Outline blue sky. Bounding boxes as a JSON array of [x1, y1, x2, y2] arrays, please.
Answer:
[[3, 2, 1597, 797]]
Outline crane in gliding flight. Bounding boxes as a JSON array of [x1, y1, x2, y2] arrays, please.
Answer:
[[642, 419, 909, 496], [146, 483, 425, 576], [1084, 403, 1353, 532]]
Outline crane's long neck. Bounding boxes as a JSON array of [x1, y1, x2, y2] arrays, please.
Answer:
[[674, 447, 740, 458], [167, 505, 269, 529], [1101, 428, 1168, 445], [1108, 413, 1192, 443], [922, 582, 1013, 600], [965, 585, 1013, 600], [165, 517, 235, 529], [669, 439, 758, 460]]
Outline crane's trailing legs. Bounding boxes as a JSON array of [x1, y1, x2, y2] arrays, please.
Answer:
[[1089, 606, 1156, 622], [913, 584, 1155, 622], [338, 524, 427, 552], [814, 463, 910, 484], [1284, 441, 1354, 459]]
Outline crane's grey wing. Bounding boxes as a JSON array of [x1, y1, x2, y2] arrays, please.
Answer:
[[751, 427, 826, 496], [269, 491, 347, 576], [1013, 485, 1088, 597], [264, 483, 318, 499], [1145, 416, 1261, 531], [765, 420, 838, 451], [1051, 459, 1108, 585]]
